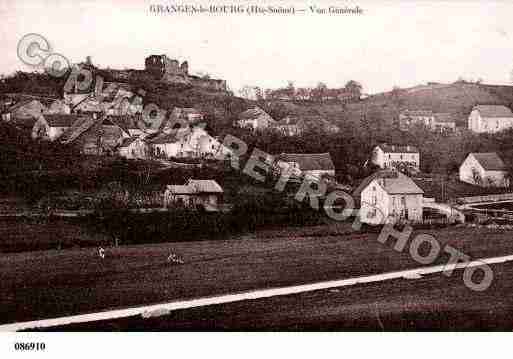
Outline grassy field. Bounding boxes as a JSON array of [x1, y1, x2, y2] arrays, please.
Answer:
[[49, 261, 513, 331], [0, 218, 111, 253], [3, 224, 513, 325]]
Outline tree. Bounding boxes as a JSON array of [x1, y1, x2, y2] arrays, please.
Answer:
[[345, 80, 363, 99]]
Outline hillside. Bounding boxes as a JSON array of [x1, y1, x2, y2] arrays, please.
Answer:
[[344, 82, 513, 128]]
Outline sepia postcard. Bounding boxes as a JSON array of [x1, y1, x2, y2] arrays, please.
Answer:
[[1, 0, 513, 356]]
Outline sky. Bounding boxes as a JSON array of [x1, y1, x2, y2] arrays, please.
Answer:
[[1, 0, 513, 94]]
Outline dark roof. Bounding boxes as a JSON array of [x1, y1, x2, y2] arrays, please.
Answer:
[[470, 152, 506, 171], [10, 117, 39, 131], [148, 131, 182, 144], [474, 105, 513, 118], [106, 115, 139, 135], [277, 153, 335, 171], [59, 115, 100, 144], [43, 114, 84, 127], [377, 143, 419, 154], [6, 99, 34, 112]]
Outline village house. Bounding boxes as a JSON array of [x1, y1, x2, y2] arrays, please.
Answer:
[[1, 99, 46, 121], [150, 125, 230, 159], [399, 109, 434, 130], [459, 152, 509, 187], [164, 179, 224, 211], [150, 130, 194, 158], [276, 153, 335, 180], [399, 109, 456, 132], [108, 114, 146, 137], [118, 136, 149, 159], [354, 170, 424, 225], [468, 105, 513, 133], [432, 113, 457, 132], [237, 107, 276, 130], [31, 114, 87, 141], [159, 107, 205, 133], [45, 99, 71, 115], [371, 143, 420, 171], [273, 114, 340, 136], [60, 114, 129, 155]]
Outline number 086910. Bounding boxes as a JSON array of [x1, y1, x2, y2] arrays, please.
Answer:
[[14, 342, 46, 351]]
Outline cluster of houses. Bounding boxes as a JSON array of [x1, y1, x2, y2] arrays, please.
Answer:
[[399, 104, 513, 134], [0, 92, 233, 160], [236, 106, 340, 135]]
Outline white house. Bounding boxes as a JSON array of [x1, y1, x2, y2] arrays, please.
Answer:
[[276, 153, 335, 179], [371, 144, 420, 170], [468, 105, 513, 133], [459, 152, 509, 187], [164, 179, 223, 210], [150, 130, 194, 158], [237, 107, 276, 130], [150, 126, 232, 159], [118, 137, 149, 159], [354, 170, 424, 225]]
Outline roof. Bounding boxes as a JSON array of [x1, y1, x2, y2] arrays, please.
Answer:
[[274, 115, 339, 132], [401, 109, 433, 116], [166, 180, 223, 194], [43, 114, 83, 127], [148, 131, 183, 144], [5, 99, 42, 112], [379, 172, 424, 194], [474, 105, 513, 118], [238, 107, 276, 122], [119, 136, 143, 148], [10, 116, 39, 131], [376, 143, 419, 154], [166, 185, 196, 194], [59, 115, 100, 144], [106, 115, 139, 135], [188, 179, 224, 193], [469, 152, 506, 171], [353, 170, 424, 198], [433, 113, 456, 124], [277, 153, 335, 171]]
